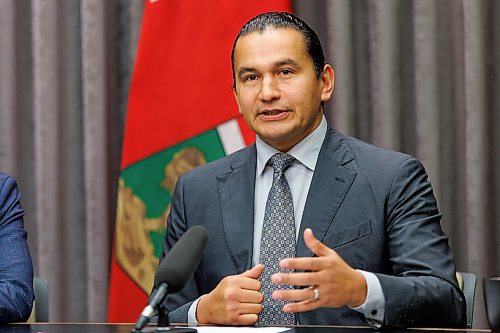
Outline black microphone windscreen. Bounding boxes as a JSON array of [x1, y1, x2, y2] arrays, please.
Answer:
[[154, 225, 208, 293]]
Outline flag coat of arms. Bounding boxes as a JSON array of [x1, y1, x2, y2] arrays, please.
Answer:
[[107, 0, 291, 322]]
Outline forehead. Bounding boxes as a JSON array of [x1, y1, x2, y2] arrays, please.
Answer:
[[233, 28, 310, 68]]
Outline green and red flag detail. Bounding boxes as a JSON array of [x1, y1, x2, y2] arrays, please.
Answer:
[[107, 0, 291, 322]]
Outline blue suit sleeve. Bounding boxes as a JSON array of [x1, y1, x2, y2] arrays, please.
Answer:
[[0, 174, 34, 322]]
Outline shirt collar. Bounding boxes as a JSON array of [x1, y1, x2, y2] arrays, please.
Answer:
[[256, 115, 327, 176]]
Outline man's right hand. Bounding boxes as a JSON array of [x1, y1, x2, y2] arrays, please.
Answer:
[[196, 264, 264, 325]]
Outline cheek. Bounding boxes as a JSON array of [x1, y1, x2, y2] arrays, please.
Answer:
[[297, 87, 322, 111], [238, 102, 253, 117], [237, 94, 257, 114], [239, 106, 256, 129], [287, 82, 315, 102]]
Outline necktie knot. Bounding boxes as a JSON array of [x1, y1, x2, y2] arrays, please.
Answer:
[[269, 153, 295, 174]]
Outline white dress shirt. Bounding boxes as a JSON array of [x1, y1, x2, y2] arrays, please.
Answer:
[[188, 116, 385, 324]]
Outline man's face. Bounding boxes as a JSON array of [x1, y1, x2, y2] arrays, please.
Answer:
[[232, 28, 334, 152]]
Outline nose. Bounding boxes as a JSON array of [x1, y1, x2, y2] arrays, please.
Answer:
[[259, 76, 280, 102]]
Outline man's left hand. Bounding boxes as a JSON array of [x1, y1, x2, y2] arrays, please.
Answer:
[[271, 228, 367, 313]]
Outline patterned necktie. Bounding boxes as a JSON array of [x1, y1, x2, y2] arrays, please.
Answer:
[[258, 153, 297, 325]]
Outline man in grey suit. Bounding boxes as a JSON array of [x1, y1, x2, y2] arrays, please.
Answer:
[[162, 12, 465, 328]]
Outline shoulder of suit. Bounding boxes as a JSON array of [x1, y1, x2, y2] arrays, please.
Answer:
[[181, 144, 255, 180], [0, 173, 20, 217], [328, 127, 418, 170], [0, 173, 16, 195], [0, 172, 9, 184]]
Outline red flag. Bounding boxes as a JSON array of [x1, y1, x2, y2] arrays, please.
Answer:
[[108, 0, 291, 322]]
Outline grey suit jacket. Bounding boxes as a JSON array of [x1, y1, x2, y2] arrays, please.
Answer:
[[162, 126, 466, 328]]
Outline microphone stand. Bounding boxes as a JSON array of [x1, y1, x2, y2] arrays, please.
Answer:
[[134, 303, 196, 333], [157, 305, 169, 328]]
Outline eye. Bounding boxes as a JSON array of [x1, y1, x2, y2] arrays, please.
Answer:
[[278, 69, 293, 77], [244, 74, 258, 82]]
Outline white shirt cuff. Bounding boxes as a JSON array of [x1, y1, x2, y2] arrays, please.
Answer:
[[349, 270, 385, 322], [187, 297, 202, 325]]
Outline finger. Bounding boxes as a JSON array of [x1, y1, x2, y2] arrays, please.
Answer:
[[303, 228, 335, 257], [240, 264, 264, 279], [235, 314, 259, 326], [280, 256, 326, 271], [238, 302, 263, 315], [271, 271, 318, 286], [236, 277, 262, 291], [272, 287, 316, 302], [283, 299, 322, 314], [227, 289, 263, 304]]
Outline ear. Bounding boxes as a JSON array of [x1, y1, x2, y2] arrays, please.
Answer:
[[320, 64, 334, 102], [233, 88, 243, 114]]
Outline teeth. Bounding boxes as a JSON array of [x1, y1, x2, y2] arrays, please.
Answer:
[[265, 110, 280, 115]]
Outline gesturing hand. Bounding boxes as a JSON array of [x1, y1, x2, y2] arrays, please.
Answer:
[[271, 228, 367, 314], [196, 264, 264, 325]]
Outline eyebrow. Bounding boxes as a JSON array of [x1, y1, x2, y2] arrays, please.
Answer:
[[237, 58, 301, 79], [275, 58, 300, 69], [237, 67, 257, 79]]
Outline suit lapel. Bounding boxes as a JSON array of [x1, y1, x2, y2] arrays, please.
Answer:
[[296, 127, 357, 258], [216, 146, 257, 273]]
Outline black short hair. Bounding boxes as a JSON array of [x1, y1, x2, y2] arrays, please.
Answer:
[[231, 12, 325, 88]]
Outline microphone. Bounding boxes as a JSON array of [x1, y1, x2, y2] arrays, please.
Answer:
[[135, 225, 208, 331]]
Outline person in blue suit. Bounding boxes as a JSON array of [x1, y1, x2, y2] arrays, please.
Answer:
[[0, 173, 34, 322], [161, 12, 465, 328]]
